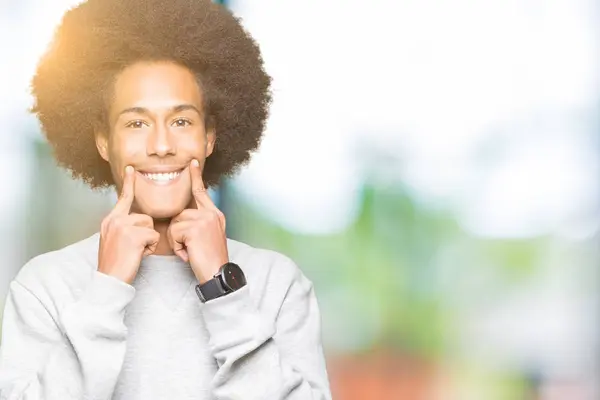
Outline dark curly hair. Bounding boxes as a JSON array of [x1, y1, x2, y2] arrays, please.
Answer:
[[31, 0, 271, 189]]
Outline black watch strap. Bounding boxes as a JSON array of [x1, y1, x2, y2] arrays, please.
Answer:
[[195, 277, 226, 303]]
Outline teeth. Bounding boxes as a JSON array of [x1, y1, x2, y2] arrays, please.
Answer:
[[143, 171, 181, 181]]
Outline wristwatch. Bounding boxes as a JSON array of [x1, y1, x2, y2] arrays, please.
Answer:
[[195, 262, 247, 303]]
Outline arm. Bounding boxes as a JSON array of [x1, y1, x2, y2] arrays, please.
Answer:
[[200, 260, 331, 400], [0, 272, 134, 400]]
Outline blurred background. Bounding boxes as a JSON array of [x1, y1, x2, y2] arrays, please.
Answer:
[[0, 0, 599, 399]]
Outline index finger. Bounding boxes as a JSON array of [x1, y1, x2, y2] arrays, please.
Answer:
[[190, 159, 215, 209], [112, 165, 135, 216]]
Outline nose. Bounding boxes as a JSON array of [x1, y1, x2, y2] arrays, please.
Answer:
[[147, 123, 176, 157]]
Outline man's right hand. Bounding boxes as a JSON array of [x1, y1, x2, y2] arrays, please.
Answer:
[[98, 165, 160, 284]]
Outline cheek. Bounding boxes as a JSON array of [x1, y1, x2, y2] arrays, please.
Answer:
[[180, 133, 208, 156], [109, 135, 145, 164]]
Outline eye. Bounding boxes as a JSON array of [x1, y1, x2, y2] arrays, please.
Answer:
[[172, 118, 192, 127], [125, 120, 146, 129]]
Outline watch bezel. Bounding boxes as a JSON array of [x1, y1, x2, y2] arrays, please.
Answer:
[[218, 262, 247, 292]]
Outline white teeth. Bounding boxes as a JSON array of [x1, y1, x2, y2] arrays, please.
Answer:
[[143, 171, 181, 181]]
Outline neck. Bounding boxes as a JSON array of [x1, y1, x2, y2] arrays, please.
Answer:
[[153, 218, 176, 256]]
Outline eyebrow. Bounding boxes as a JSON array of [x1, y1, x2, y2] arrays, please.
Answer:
[[117, 104, 202, 118]]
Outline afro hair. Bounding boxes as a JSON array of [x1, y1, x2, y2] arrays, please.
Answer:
[[31, 0, 272, 189]]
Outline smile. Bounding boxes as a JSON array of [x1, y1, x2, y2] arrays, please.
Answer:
[[138, 167, 186, 186], [142, 171, 182, 182]]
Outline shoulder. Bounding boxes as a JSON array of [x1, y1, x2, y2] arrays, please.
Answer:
[[227, 238, 304, 282], [226, 238, 313, 305], [12, 233, 100, 311]]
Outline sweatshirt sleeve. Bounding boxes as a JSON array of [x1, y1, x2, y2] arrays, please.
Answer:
[[199, 258, 332, 400], [0, 271, 135, 400]]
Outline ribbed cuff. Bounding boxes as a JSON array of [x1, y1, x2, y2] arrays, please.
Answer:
[[199, 286, 275, 347], [60, 272, 136, 339], [84, 271, 136, 312]]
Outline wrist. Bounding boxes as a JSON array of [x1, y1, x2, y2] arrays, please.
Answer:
[[98, 267, 134, 285], [195, 259, 229, 284], [195, 262, 246, 303]]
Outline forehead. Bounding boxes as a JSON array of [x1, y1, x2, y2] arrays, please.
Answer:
[[109, 61, 203, 113]]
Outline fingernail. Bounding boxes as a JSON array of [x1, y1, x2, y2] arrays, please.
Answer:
[[192, 159, 199, 168], [125, 165, 133, 174]]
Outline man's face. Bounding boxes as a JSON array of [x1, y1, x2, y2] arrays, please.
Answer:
[[95, 61, 215, 219]]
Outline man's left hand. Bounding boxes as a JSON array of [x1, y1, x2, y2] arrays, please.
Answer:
[[168, 159, 229, 283]]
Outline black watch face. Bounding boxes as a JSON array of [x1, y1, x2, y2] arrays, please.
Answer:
[[222, 263, 247, 291]]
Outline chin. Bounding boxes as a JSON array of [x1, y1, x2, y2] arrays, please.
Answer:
[[134, 187, 194, 219], [138, 201, 188, 220]]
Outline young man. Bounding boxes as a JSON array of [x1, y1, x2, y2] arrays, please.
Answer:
[[0, 0, 331, 399]]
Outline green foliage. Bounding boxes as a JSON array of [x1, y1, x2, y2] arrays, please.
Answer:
[[226, 182, 548, 358]]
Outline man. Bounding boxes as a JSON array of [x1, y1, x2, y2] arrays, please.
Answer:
[[0, 0, 331, 399]]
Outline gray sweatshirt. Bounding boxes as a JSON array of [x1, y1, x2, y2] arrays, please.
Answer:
[[0, 233, 331, 399]]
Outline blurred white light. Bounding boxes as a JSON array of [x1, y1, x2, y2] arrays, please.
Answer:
[[460, 131, 598, 238], [0, 0, 85, 122], [232, 0, 598, 238]]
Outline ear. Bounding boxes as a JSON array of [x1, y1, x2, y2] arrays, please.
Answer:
[[95, 131, 110, 162], [205, 127, 216, 157]]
